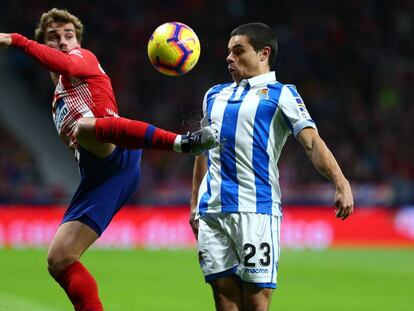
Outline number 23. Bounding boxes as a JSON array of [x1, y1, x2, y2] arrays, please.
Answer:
[[243, 242, 271, 267]]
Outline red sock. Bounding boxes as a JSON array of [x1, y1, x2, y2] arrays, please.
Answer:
[[55, 261, 103, 311], [94, 117, 178, 150]]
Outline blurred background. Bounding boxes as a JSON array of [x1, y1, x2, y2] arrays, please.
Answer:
[[0, 0, 413, 207]]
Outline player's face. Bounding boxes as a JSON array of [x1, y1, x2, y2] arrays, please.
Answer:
[[44, 23, 80, 53], [226, 35, 263, 83]]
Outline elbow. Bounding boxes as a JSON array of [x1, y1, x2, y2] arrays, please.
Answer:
[[302, 136, 317, 154], [298, 128, 319, 153]]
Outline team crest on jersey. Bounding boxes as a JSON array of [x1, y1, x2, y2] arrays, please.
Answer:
[[256, 88, 269, 100]]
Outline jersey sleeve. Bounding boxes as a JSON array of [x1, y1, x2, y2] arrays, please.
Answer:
[[200, 89, 210, 128], [11, 33, 99, 78], [278, 84, 317, 138]]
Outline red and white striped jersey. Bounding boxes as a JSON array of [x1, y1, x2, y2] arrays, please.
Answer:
[[11, 34, 119, 146]]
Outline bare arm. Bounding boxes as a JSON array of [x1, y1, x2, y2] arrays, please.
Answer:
[[297, 128, 354, 220], [189, 155, 208, 238]]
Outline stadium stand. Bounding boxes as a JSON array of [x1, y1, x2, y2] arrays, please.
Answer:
[[1, 0, 412, 205]]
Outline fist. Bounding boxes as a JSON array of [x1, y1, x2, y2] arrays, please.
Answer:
[[0, 33, 12, 49]]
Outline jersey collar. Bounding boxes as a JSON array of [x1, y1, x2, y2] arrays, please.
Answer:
[[247, 71, 276, 87], [235, 71, 277, 88]]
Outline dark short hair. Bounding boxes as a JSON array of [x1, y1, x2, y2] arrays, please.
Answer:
[[230, 22, 278, 68]]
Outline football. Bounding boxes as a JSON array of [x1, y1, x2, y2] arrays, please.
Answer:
[[147, 22, 201, 76]]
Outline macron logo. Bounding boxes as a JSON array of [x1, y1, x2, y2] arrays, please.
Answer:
[[244, 268, 269, 274]]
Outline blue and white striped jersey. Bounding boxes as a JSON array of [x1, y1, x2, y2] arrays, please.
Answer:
[[197, 71, 317, 216]]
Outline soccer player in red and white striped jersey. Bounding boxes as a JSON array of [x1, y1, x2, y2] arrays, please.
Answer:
[[0, 8, 216, 311]]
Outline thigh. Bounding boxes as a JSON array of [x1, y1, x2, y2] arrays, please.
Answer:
[[47, 220, 99, 276], [64, 147, 141, 236], [198, 214, 240, 282], [210, 276, 242, 311], [48, 221, 99, 260]]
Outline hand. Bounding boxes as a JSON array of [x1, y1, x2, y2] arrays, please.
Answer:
[[334, 181, 354, 220], [180, 126, 219, 155], [0, 33, 12, 49], [189, 209, 199, 240]]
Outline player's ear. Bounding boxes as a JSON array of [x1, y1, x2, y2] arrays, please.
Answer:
[[260, 47, 271, 61]]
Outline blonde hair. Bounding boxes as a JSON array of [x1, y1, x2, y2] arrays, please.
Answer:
[[34, 8, 84, 43]]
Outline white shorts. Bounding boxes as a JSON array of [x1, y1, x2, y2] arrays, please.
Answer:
[[197, 212, 281, 288]]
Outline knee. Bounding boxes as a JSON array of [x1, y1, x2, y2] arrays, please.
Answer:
[[73, 118, 96, 144], [243, 287, 273, 311], [241, 297, 271, 311], [47, 252, 78, 278]]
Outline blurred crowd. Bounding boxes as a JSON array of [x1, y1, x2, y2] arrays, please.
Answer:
[[1, 0, 413, 205], [0, 126, 66, 204]]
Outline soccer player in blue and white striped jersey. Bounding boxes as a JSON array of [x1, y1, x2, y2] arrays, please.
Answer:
[[190, 22, 354, 311]]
